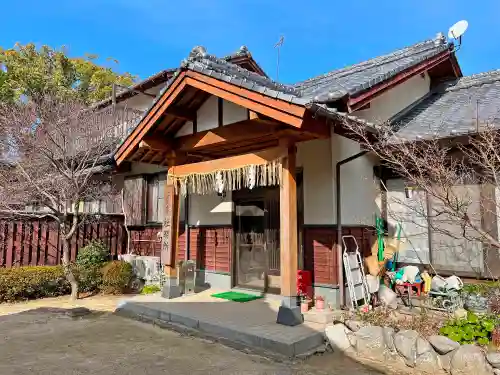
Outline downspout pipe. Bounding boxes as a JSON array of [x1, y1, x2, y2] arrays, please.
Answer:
[[336, 150, 368, 308]]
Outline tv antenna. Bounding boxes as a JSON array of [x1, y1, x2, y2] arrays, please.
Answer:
[[274, 35, 285, 81], [448, 20, 469, 46]]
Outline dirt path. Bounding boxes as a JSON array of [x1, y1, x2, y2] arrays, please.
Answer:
[[0, 296, 394, 374]]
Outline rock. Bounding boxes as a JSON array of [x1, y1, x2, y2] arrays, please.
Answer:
[[416, 337, 433, 356], [344, 319, 363, 332], [394, 330, 419, 367], [487, 352, 500, 369], [325, 324, 352, 352], [383, 327, 395, 352], [416, 350, 441, 373], [440, 351, 455, 373], [428, 335, 461, 355], [453, 308, 467, 319], [450, 344, 492, 375], [352, 326, 385, 360]]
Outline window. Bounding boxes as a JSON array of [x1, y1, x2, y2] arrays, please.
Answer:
[[146, 174, 165, 223]]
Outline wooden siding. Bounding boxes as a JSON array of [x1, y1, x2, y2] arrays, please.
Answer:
[[0, 216, 126, 268], [189, 226, 232, 273], [303, 226, 375, 285]]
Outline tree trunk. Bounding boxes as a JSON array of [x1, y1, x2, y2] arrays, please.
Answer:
[[61, 229, 78, 300]]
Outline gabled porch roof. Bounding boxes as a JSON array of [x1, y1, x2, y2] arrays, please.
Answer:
[[114, 46, 333, 167]]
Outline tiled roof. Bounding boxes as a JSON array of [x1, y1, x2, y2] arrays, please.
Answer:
[[293, 34, 450, 103], [393, 70, 500, 141]]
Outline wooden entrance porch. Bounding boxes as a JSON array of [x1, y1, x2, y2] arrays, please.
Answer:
[[114, 66, 331, 325]]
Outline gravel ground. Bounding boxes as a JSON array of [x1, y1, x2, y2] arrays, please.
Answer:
[[0, 307, 391, 375]]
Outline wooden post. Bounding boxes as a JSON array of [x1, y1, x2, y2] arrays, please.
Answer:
[[161, 176, 182, 298], [277, 142, 302, 325]]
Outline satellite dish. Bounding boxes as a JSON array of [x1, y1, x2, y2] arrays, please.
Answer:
[[448, 20, 469, 43]]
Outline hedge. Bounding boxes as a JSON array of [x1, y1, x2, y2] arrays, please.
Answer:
[[0, 266, 70, 303]]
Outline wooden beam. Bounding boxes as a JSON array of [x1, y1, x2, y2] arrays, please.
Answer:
[[185, 76, 304, 128], [186, 71, 305, 118], [174, 119, 280, 151], [139, 135, 172, 152], [218, 97, 223, 127], [280, 142, 298, 299], [165, 107, 196, 122], [170, 147, 286, 176], [162, 176, 181, 277]]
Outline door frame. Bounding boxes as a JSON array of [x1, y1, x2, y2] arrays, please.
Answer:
[[230, 169, 304, 294]]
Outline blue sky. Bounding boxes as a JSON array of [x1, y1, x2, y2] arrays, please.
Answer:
[[1, 0, 499, 83]]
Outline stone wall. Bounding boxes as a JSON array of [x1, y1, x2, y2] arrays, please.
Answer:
[[325, 321, 500, 375]]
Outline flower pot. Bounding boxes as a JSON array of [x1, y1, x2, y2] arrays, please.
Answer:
[[315, 299, 325, 310], [301, 301, 310, 313]]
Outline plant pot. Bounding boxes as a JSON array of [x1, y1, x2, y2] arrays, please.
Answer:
[[301, 301, 310, 313], [315, 299, 325, 310]]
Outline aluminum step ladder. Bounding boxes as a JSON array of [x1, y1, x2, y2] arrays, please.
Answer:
[[342, 235, 371, 310]]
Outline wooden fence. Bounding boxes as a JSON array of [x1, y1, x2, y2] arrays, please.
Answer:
[[0, 216, 127, 268]]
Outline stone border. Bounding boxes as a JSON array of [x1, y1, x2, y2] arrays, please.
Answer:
[[325, 321, 500, 375]]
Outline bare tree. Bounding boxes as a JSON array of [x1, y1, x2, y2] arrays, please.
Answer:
[[342, 117, 500, 277], [0, 95, 119, 298]]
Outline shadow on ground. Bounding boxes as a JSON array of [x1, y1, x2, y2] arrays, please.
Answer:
[[0, 300, 409, 374], [113, 295, 405, 374]]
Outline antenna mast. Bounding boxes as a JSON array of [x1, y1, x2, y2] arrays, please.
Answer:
[[274, 35, 285, 81]]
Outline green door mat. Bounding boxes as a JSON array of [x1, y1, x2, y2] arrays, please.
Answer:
[[211, 291, 263, 302]]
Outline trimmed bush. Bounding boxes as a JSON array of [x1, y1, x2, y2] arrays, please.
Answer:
[[0, 266, 70, 302], [76, 240, 110, 292], [101, 261, 133, 294]]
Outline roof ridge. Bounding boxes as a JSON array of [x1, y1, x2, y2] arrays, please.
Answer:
[[447, 69, 500, 91], [183, 46, 300, 96], [294, 38, 441, 88]]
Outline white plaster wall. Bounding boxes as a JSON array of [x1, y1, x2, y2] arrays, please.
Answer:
[[384, 179, 430, 264], [197, 96, 219, 132], [334, 135, 380, 225], [188, 192, 233, 226], [223, 100, 247, 125], [355, 72, 430, 123], [327, 71, 432, 226], [297, 139, 334, 225]]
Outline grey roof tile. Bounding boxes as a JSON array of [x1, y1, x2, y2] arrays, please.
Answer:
[[394, 70, 500, 141], [294, 36, 450, 103]]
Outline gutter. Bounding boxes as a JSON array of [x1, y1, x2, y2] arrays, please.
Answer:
[[335, 149, 368, 308]]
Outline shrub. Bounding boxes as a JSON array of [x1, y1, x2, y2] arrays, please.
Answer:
[[141, 284, 161, 295], [0, 266, 70, 302], [440, 312, 497, 345], [101, 261, 133, 294], [76, 240, 110, 292]]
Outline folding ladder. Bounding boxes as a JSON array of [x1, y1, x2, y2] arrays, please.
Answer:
[[342, 235, 370, 310]]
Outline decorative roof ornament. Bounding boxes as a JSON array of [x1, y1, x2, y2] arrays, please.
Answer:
[[239, 45, 249, 55], [434, 32, 446, 46], [189, 46, 207, 60]]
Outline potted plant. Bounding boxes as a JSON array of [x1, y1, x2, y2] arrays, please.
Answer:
[[315, 295, 325, 310]]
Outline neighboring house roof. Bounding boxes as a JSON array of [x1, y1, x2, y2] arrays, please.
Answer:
[[293, 34, 452, 103], [393, 70, 500, 141]]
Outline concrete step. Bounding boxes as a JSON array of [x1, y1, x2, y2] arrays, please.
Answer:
[[116, 299, 325, 358]]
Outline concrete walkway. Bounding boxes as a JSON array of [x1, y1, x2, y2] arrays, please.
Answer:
[[117, 290, 325, 357]]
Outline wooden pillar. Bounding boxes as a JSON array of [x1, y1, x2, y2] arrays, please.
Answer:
[[161, 177, 182, 298], [279, 143, 299, 304]]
